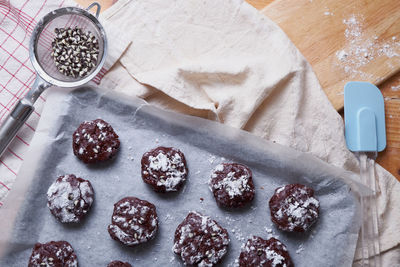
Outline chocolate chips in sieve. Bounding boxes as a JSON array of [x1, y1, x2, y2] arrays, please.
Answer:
[[51, 27, 99, 78]]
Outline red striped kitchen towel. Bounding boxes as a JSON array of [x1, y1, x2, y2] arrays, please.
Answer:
[[0, 0, 128, 204]]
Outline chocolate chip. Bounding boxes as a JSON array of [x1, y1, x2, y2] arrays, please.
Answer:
[[51, 27, 100, 78], [257, 248, 263, 256]]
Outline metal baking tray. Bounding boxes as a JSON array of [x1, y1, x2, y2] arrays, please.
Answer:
[[0, 87, 362, 266]]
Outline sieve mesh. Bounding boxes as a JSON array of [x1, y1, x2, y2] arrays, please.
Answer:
[[0, 4, 107, 159], [30, 6, 106, 86]]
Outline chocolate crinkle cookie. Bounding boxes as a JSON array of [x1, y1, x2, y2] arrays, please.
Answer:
[[141, 146, 188, 192], [28, 240, 78, 267], [47, 174, 94, 223], [173, 211, 230, 266], [269, 184, 320, 232], [239, 236, 293, 267], [208, 163, 255, 208], [108, 197, 158, 246], [73, 119, 120, 164], [107, 260, 132, 267]]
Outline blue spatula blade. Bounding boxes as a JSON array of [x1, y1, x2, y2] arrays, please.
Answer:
[[344, 81, 386, 152]]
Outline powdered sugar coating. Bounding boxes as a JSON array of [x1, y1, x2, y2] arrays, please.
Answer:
[[141, 146, 188, 192], [47, 174, 94, 223], [73, 119, 120, 164], [28, 240, 78, 267], [239, 236, 293, 267], [209, 163, 255, 208], [269, 184, 320, 232], [173, 211, 230, 266], [108, 197, 158, 246]]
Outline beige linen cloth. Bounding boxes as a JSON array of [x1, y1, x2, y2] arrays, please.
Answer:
[[98, 0, 399, 265]]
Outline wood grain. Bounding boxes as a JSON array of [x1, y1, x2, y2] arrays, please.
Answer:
[[246, 0, 273, 10], [259, 0, 400, 180], [262, 0, 400, 110], [376, 75, 400, 180], [78, 0, 400, 180]]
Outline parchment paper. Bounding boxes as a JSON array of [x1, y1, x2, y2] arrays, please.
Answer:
[[0, 87, 364, 266]]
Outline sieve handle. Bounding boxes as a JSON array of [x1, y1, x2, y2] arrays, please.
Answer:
[[86, 2, 101, 18], [0, 76, 50, 158], [0, 99, 34, 158]]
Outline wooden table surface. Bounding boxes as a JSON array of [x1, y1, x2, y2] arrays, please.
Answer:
[[79, 0, 400, 181], [249, 0, 400, 181]]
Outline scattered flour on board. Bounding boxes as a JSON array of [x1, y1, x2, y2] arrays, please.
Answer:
[[391, 85, 400, 91], [335, 14, 400, 79]]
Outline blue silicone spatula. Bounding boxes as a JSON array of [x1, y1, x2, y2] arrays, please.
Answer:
[[344, 81, 386, 267]]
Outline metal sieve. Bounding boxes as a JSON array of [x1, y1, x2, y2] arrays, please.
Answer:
[[0, 2, 107, 157]]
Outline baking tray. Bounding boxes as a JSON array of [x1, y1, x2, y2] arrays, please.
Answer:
[[0, 87, 362, 266]]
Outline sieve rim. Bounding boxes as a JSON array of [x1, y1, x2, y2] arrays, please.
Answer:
[[29, 6, 108, 88]]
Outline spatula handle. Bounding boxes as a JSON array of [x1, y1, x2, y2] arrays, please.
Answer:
[[367, 157, 381, 267], [359, 154, 369, 265], [359, 153, 381, 267]]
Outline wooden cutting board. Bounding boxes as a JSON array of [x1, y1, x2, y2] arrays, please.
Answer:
[[262, 0, 400, 110], [259, 0, 400, 181]]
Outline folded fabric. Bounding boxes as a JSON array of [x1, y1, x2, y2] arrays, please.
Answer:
[[100, 0, 400, 265]]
